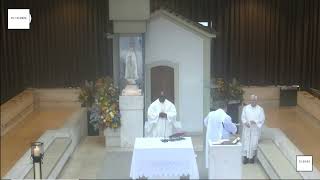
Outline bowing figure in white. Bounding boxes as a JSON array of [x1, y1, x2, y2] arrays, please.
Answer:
[[204, 103, 237, 168], [145, 91, 182, 137], [241, 94, 265, 164]]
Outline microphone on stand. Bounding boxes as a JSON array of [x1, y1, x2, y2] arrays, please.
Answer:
[[161, 113, 168, 143]]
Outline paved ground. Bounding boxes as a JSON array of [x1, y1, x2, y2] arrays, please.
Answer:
[[96, 150, 268, 179], [59, 136, 105, 179], [59, 136, 268, 179], [4, 103, 320, 178]]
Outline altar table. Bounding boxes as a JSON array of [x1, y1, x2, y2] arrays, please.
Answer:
[[130, 137, 199, 179]]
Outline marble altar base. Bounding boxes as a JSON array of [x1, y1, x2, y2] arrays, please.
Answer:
[[209, 141, 242, 179]]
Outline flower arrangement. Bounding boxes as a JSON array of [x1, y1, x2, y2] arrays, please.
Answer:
[[79, 80, 95, 107], [211, 78, 228, 102], [211, 78, 244, 109], [79, 77, 121, 130], [227, 78, 244, 103]]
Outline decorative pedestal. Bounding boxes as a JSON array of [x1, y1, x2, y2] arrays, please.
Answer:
[[122, 85, 142, 96], [209, 141, 242, 179], [119, 95, 144, 147], [104, 128, 120, 147]]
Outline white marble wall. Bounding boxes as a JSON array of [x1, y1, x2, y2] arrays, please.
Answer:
[[119, 95, 144, 147], [208, 142, 242, 179], [145, 16, 204, 133], [298, 91, 320, 122]]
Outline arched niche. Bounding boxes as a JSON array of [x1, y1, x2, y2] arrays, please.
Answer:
[[145, 60, 180, 121]]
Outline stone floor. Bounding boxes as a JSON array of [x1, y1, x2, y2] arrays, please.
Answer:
[[97, 151, 268, 179], [59, 137, 106, 179], [59, 136, 268, 179], [2, 104, 320, 178], [0, 108, 76, 177]]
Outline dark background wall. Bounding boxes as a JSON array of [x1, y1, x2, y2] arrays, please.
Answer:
[[1, 0, 320, 104], [1, 0, 113, 103], [152, 0, 320, 89]]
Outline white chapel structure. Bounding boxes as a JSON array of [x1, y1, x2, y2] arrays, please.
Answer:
[[110, 0, 216, 136], [145, 9, 216, 133], [3, 0, 320, 179]]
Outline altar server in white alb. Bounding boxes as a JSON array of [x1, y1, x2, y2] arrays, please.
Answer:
[[146, 91, 182, 137], [241, 94, 265, 164], [204, 103, 237, 168]]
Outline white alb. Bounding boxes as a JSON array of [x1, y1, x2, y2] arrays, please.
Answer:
[[241, 104, 265, 159]]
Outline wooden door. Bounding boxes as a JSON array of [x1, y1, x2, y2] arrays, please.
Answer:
[[151, 66, 174, 103]]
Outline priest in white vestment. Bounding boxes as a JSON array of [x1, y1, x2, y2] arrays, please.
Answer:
[[241, 94, 265, 164], [204, 103, 237, 168], [145, 92, 182, 137]]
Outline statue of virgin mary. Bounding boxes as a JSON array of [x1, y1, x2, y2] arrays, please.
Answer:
[[125, 47, 139, 84]]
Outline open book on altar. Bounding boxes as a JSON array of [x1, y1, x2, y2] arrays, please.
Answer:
[[161, 132, 186, 142], [210, 137, 241, 145]]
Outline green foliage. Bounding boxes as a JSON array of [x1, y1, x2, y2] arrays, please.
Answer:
[[79, 77, 121, 130], [78, 80, 95, 107], [211, 78, 244, 107], [227, 78, 245, 102]]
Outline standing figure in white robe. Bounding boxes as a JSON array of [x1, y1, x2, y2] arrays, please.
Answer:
[[125, 47, 139, 84], [204, 103, 237, 168], [241, 94, 265, 164], [145, 92, 182, 137]]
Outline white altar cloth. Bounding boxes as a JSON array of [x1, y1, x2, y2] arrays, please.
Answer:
[[130, 137, 199, 179]]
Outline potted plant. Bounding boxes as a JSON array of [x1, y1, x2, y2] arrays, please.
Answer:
[[79, 80, 99, 136], [211, 78, 228, 110], [79, 77, 121, 138], [226, 78, 244, 124]]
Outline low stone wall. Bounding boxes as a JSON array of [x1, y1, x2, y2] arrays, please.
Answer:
[[1, 88, 87, 178], [48, 108, 87, 179], [0, 88, 81, 136], [260, 127, 320, 179], [298, 91, 320, 122], [0, 90, 34, 136], [4, 130, 70, 179], [33, 88, 81, 110], [3, 108, 87, 179], [243, 86, 280, 107], [61, 108, 88, 149]]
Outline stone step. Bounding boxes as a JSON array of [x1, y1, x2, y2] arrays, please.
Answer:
[[24, 137, 71, 179], [257, 140, 302, 179], [104, 128, 121, 147]]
